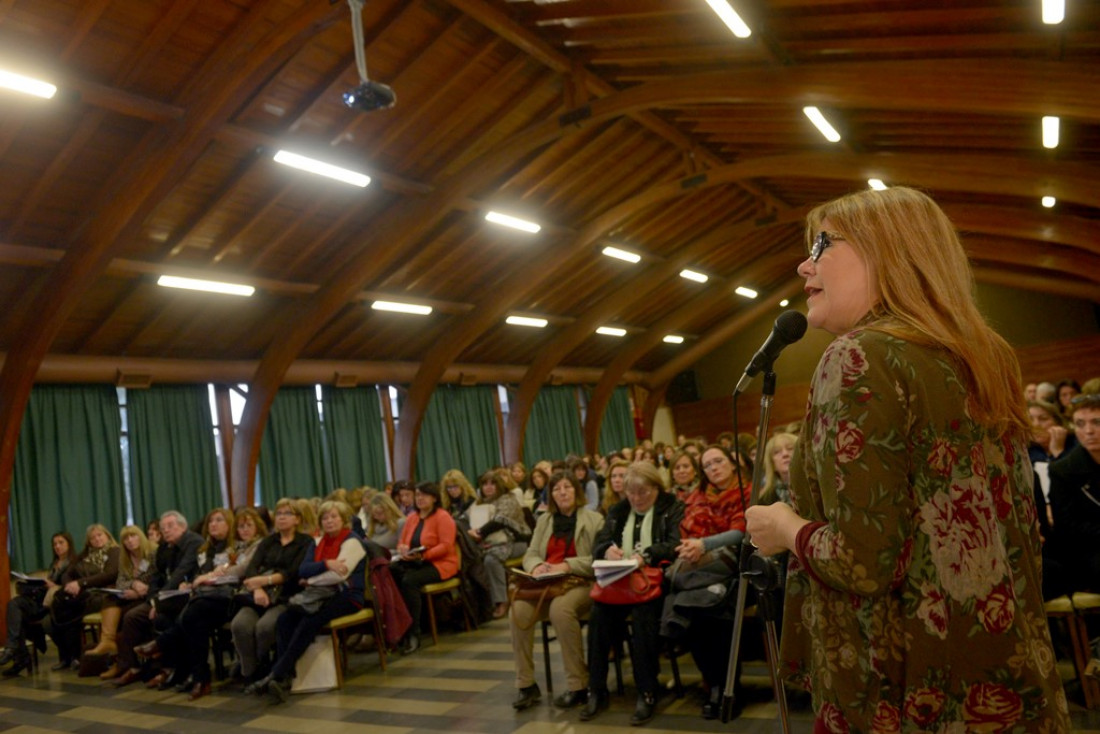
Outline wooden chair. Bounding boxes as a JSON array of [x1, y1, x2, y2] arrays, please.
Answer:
[[1045, 594, 1098, 708], [420, 546, 473, 646], [323, 566, 387, 687], [80, 612, 102, 650], [1069, 592, 1100, 709]]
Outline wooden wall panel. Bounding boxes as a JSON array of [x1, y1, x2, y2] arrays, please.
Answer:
[[670, 382, 810, 444], [1017, 335, 1100, 386]]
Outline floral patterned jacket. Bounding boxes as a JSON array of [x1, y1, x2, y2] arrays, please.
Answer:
[[783, 326, 1069, 733]]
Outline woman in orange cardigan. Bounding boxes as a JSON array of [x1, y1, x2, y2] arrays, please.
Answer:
[[392, 481, 459, 654]]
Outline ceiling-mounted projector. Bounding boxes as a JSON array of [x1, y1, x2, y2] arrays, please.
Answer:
[[343, 0, 395, 112], [343, 79, 395, 111]]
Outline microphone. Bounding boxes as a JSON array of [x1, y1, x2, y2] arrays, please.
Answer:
[[734, 310, 808, 394]]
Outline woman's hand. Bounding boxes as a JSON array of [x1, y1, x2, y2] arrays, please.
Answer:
[[325, 559, 348, 575], [745, 503, 808, 557], [533, 562, 569, 576], [604, 544, 624, 560], [131, 580, 148, 596], [677, 538, 705, 562], [1049, 425, 1068, 456], [253, 587, 271, 608], [122, 588, 140, 600], [243, 575, 269, 591], [63, 580, 81, 596], [194, 573, 213, 586], [468, 528, 482, 541]]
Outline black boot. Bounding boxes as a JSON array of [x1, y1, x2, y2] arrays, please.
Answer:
[[630, 691, 657, 726], [512, 683, 541, 710], [0, 647, 15, 667], [579, 688, 609, 721], [2, 648, 31, 677]]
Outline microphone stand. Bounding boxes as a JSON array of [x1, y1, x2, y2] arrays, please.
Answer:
[[721, 370, 791, 732]]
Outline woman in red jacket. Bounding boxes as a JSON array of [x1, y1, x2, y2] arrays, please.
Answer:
[[392, 481, 459, 654]]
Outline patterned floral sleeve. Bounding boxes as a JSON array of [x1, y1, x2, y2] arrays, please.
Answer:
[[797, 328, 917, 596]]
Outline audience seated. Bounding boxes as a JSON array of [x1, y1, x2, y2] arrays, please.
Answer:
[[470, 469, 531, 619], [583, 463, 684, 727], [363, 492, 405, 550], [1057, 379, 1082, 419], [440, 469, 477, 525], [599, 459, 629, 515], [510, 471, 604, 711], [1049, 394, 1100, 592], [93, 525, 157, 679], [0, 532, 73, 676], [247, 501, 368, 703], [50, 525, 120, 670], [668, 450, 700, 502], [230, 499, 312, 685], [392, 481, 459, 653]]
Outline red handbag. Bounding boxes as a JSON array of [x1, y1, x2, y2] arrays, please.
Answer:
[[589, 566, 664, 605]]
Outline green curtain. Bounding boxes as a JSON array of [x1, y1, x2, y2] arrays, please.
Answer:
[[11, 385, 125, 571], [523, 385, 584, 466], [321, 385, 388, 490], [416, 385, 501, 482], [597, 385, 637, 455], [128, 385, 222, 529], [258, 387, 331, 504]]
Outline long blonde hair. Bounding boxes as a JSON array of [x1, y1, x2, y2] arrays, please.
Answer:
[[807, 186, 1028, 437], [440, 469, 477, 511], [760, 433, 797, 505], [118, 525, 155, 577]]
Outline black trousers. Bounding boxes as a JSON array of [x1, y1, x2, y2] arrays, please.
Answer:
[[391, 562, 441, 637], [4, 597, 46, 649], [271, 596, 359, 680], [178, 594, 233, 683], [587, 597, 663, 697]]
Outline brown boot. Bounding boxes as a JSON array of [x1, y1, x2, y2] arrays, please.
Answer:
[[87, 605, 120, 656], [99, 662, 121, 680]]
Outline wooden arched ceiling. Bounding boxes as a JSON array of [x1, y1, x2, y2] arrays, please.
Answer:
[[0, 0, 1097, 493]]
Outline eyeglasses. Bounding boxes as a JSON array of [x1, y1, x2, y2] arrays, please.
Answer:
[[274, 510, 297, 517], [702, 458, 728, 470], [1070, 394, 1100, 407], [811, 231, 845, 262]]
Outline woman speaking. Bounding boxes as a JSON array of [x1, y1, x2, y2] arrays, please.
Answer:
[[745, 187, 1069, 731]]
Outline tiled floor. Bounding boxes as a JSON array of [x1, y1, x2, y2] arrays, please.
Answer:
[[1, 617, 1099, 733]]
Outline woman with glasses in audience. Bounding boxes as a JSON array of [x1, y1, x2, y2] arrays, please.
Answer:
[[470, 469, 532, 619], [230, 498, 312, 685], [393, 482, 459, 654], [583, 463, 684, 726]]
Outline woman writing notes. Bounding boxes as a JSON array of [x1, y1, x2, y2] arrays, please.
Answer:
[[745, 187, 1068, 730]]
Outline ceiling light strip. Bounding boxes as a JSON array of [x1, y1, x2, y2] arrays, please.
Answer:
[[485, 211, 541, 233], [371, 300, 432, 315], [0, 69, 56, 99], [602, 245, 641, 263], [273, 150, 370, 187], [679, 268, 708, 283], [1042, 116, 1060, 149], [803, 106, 841, 143], [596, 326, 627, 337], [506, 315, 548, 328], [157, 275, 255, 297], [704, 0, 752, 38]]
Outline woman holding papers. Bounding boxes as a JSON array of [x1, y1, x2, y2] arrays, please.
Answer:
[[582, 462, 684, 727], [92, 525, 157, 678], [510, 471, 604, 711], [0, 532, 74, 676], [469, 469, 532, 619], [175, 508, 268, 699]]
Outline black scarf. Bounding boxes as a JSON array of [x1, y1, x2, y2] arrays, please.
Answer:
[[551, 510, 578, 541]]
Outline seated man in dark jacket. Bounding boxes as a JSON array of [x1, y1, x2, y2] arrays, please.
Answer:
[[1049, 394, 1100, 593], [109, 510, 202, 687]]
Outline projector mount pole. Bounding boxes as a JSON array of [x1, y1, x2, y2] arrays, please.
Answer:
[[722, 370, 792, 733], [348, 0, 370, 86]]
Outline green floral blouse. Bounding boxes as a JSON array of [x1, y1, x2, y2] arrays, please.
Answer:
[[783, 326, 1069, 733]]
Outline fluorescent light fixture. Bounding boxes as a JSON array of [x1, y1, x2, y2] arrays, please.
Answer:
[[679, 268, 709, 283], [1042, 196, 1056, 208], [485, 211, 541, 233], [803, 106, 841, 143], [1042, 116, 1060, 149], [273, 150, 370, 187], [371, 300, 432, 315], [1042, 0, 1064, 24], [157, 275, 255, 297], [0, 69, 56, 99], [602, 245, 642, 264], [596, 326, 627, 337], [506, 315, 548, 328], [735, 286, 758, 299], [868, 178, 888, 191], [704, 0, 752, 38], [779, 299, 790, 307], [663, 335, 685, 345]]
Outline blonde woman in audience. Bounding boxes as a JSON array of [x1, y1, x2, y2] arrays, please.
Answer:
[[92, 526, 157, 676], [511, 471, 604, 711], [364, 492, 405, 550], [600, 459, 630, 515], [441, 469, 478, 524], [759, 433, 797, 506], [295, 498, 319, 537], [471, 469, 532, 619], [51, 524, 120, 670]]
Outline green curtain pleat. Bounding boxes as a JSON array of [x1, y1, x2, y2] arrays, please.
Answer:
[[11, 385, 125, 571], [523, 385, 584, 466], [321, 385, 388, 490], [128, 385, 222, 529], [258, 387, 331, 503], [597, 385, 637, 455], [415, 385, 501, 482]]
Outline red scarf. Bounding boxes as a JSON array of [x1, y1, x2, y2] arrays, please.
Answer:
[[313, 527, 351, 562]]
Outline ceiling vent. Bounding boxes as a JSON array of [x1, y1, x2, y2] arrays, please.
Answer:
[[458, 372, 478, 386], [334, 372, 359, 388]]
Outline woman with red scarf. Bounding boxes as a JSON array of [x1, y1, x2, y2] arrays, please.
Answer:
[[249, 500, 367, 703]]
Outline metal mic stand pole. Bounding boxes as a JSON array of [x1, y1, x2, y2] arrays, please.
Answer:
[[720, 370, 791, 732]]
